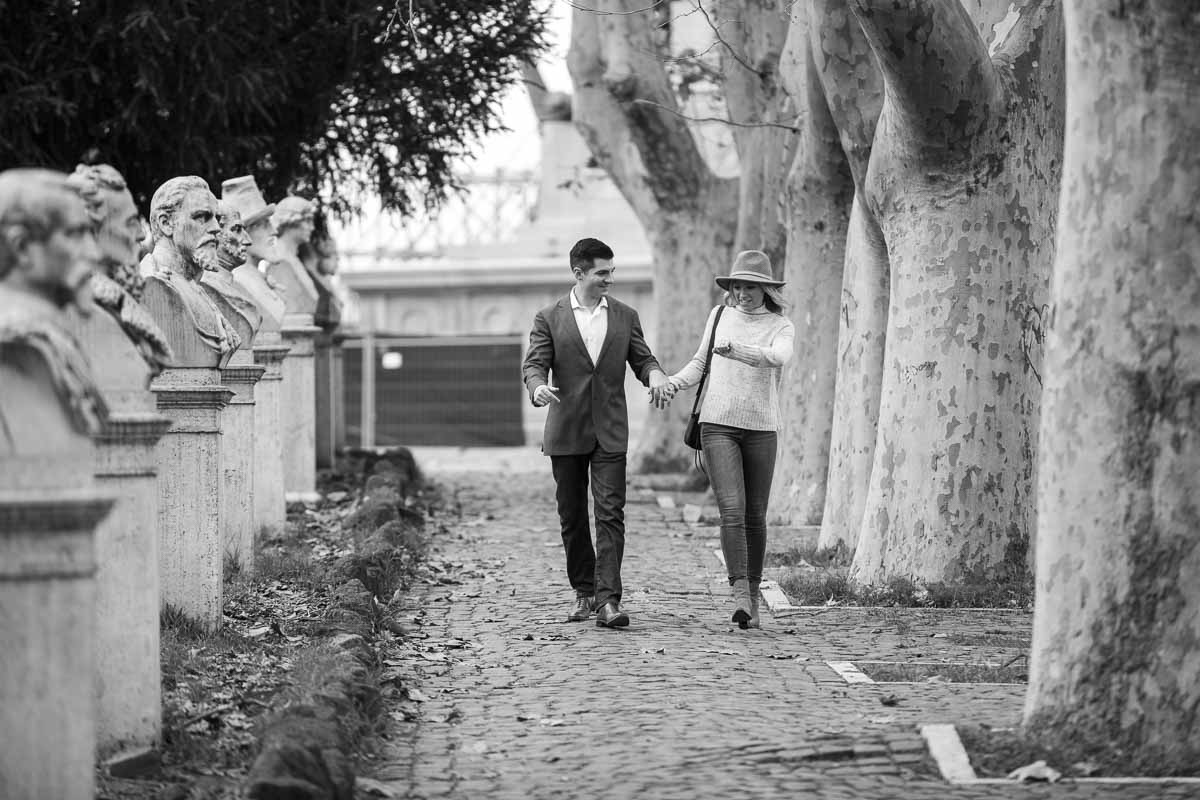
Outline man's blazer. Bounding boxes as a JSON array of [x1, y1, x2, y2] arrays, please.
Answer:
[[522, 294, 661, 456]]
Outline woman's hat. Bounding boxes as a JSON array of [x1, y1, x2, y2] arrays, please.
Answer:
[[715, 250, 784, 290]]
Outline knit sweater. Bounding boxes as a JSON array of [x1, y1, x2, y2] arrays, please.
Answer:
[[670, 305, 795, 432]]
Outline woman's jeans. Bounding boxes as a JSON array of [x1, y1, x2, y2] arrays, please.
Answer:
[[701, 423, 778, 585]]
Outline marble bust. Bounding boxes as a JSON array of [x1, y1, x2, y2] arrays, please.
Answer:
[[138, 176, 240, 367], [222, 175, 286, 332], [201, 201, 263, 350], [266, 195, 319, 320], [0, 168, 107, 461], [66, 163, 172, 375], [298, 224, 343, 332]]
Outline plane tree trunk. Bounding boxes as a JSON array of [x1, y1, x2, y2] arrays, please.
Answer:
[[805, 0, 887, 549], [771, 3, 855, 526], [847, 0, 1065, 584], [1023, 0, 1200, 772]]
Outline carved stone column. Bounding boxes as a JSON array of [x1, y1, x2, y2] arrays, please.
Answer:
[[252, 342, 290, 540], [0, 304, 112, 800], [280, 323, 321, 501], [0, 490, 113, 800], [220, 358, 264, 572], [151, 368, 233, 629], [77, 309, 172, 768]]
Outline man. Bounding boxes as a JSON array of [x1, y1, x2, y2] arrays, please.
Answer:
[[139, 176, 239, 364], [521, 237, 671, 628], [67, 163, 172, 374]]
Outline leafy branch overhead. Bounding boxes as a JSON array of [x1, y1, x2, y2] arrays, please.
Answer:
[[0, 0, 550, 218]]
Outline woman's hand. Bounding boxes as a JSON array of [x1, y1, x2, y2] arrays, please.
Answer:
[[713, 339, 733, 356]]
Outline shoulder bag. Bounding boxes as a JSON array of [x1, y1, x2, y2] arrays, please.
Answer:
[[683, 305, 725, 450]]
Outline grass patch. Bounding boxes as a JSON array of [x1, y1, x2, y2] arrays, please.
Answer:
[[766, 540, 848, 568], [944, 632, 1030, 648], [956, 724, 1200, 779], [777, 566, 1033, 609], [856, 659, 1027, 684]]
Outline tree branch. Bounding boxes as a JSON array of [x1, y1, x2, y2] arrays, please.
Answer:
[[698, 1, 762, 77], [568, 0, 716, 215], [811, 0, 883, 189], [632, 98, 800, 132], [847, 0, 1000, 146], [520, 61, 550, 120], [561, 0, 667, 15]]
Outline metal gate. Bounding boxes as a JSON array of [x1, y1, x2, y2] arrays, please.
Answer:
[[343, 334, 525, 447]]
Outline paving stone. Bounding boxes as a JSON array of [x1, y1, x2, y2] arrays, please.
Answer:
[[360, 453, 1200, 800]]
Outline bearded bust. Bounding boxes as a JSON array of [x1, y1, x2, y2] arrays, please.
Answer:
[[200, 201, 263, 348], [138, 176, 240, 366], [67, 163, 172, 375]]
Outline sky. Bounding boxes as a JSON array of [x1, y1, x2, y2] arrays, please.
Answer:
[[462, 0, 573, 176]]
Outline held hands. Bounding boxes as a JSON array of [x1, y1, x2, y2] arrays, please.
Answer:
[[648, 371, 673, 410], [532, 385, 560, 407]]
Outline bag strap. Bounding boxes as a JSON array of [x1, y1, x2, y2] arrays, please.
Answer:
[[690, 305, 725, 418]]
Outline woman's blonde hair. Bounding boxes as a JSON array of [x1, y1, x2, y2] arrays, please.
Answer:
[[723, 283, 789, 314]]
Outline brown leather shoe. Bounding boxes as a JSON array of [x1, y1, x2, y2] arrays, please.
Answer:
[[595, 600, 629, 628], [567, 594, 593, 622]]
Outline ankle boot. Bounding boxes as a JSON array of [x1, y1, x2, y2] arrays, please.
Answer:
[[731, 578, 753, 629], [748, 581, 761, 629]]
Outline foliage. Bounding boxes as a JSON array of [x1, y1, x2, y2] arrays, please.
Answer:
[[778, 567, 1034, 609], [0, 0, 549, 216]]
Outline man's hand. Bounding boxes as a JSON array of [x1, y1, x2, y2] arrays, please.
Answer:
[[532, 385, 560, 407], [713, 339, 733, 356], [648, 371, 673, 410]]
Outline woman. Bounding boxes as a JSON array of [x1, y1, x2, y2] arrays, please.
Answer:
[[667, 250, 795, 629]]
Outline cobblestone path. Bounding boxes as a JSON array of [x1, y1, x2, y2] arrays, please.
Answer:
[[369, 448, 1199, 800]]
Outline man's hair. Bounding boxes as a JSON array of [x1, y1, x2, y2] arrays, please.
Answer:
[[66, 163, 129, 230], [569, 237, 614, 273], [0, 168, 74, 278], [148, 176, 210, 241]]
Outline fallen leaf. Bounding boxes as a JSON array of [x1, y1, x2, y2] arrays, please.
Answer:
[[1007, 760, 1061, 783], [880, 694, 900, 706], [356, 777, 398, 797]]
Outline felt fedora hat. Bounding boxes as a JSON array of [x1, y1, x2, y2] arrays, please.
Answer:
[[221, 175, 275, 227], [715, 250, 784, 290]]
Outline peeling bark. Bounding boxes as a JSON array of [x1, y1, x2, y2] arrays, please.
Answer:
[[847, 0, 1064, 583], [1024, 0, 1200, 771], [772, 6, 854, 525], [803, 0, 887, 547], [719, 0, 797, 265]]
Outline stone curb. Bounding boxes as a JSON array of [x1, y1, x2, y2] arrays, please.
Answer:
[[243, 451, 431, 800]]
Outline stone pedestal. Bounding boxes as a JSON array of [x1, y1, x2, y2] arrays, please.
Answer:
[[0, 490, 113, 800], [151, 368, 233, 628], [94, 413, 172, 761], [280, 324, 321, 501], [75, 309, 172, 763], [314, 330, 345, 469], [220, 356, 265, 572], [0, 358, 112, 799], [252, 342, 290, 539]]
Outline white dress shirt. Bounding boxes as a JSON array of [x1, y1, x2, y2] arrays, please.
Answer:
[[570, 289, 608, 365]]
